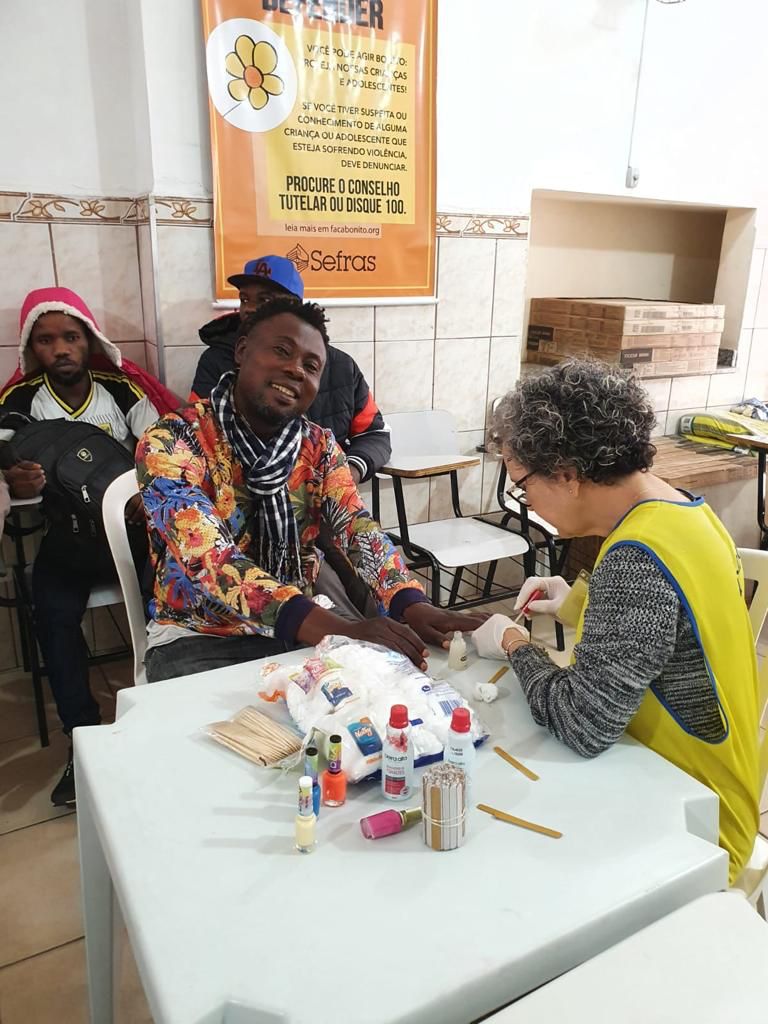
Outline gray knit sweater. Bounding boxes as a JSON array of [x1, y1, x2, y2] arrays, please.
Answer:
[[508, 545, 726, 757]]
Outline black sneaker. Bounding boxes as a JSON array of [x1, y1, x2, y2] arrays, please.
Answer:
[[51, 747, 76, 807]]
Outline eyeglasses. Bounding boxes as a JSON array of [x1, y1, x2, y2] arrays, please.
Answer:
[[506, 471, 536, 506]]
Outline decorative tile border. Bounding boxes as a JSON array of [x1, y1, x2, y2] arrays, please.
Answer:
[[154, 196, 213, 227], [435, 212, 529, 239], [4, 192, 143, 224], [0, 191, 528, 238]]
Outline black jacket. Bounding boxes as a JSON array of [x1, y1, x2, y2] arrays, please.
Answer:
[[190, 313, 390, 482]]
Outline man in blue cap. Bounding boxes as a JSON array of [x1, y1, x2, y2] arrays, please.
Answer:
[[190, 255, 390, 484]]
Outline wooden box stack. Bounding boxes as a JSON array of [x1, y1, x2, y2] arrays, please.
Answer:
[[527, 298, 724, 378]]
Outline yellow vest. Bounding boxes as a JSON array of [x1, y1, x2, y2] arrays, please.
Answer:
[[576, 498, 759, 883]]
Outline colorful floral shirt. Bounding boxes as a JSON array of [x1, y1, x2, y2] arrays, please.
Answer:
[[136, 403, 425, 642]]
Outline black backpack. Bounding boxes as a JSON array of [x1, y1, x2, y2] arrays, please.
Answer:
[[0, 418, 142, 575]]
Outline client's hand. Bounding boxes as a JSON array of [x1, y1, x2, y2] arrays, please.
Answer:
[[403, 602, 490, 648], [343, 618, 428, 671], [472, 614, 529, 660], [514, 575, 571, 617]]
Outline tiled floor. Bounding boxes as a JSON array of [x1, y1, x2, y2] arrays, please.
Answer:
[[0, 611, 765, 1023], [0, 657, 152, 1023]]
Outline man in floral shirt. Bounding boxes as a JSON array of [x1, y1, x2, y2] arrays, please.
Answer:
[[137, 297, 483, 680]]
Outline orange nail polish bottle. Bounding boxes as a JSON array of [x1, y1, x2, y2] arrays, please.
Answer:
[[321, 733, 347, 806]]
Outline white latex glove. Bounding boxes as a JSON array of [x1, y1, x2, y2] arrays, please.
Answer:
[[471, 614, 529, 660], [513, 576, 571, 617]]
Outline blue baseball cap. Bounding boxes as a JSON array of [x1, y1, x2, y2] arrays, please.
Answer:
[[227, 255, 304, 299]]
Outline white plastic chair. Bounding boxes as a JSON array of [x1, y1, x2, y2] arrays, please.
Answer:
[[371, 410, 533, 608], [485, 893, 768, 1023], [731, 547, 768, 917], [103, 470, 148, 686]]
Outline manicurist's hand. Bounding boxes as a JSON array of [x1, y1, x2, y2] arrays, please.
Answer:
[[403, 602, 490, 648], [5, 460, 45, 499], [514, 575, 571, 617], [471, 613, 529, 660]]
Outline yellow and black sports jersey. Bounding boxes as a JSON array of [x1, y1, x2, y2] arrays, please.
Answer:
[[0, 369, 159, 448]]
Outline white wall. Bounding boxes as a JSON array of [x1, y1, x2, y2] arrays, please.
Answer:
[[436, 0, 648, 213], [0, 0, 151, 195], [138, 0, 212, 197], [4, 0, 768, 213], [631, 0, 768, 209]]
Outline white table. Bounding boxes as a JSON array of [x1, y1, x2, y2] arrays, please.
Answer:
[[489, 892, 768, 1023], [74, 648, 728, 1024]]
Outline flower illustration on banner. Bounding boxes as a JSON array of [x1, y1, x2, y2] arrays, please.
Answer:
[[225, 35, 284, 111], [206, 18, 297, 133]]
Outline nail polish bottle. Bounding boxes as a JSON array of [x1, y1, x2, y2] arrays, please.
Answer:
[[360, 807, 422, 840], [305, 745, 321, 817], [321, 733, 347, 806], [294, 775, 316, 854]]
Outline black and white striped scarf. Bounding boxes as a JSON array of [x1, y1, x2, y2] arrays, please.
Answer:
[[211, 371, 305, 586]]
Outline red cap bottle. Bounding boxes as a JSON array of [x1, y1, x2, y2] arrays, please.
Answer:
[[450, 707, 471, 733], [383, 704, 413, 801], [389, 704, 409, 729]]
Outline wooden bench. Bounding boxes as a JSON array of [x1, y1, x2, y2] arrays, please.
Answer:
[[651, 435, 757, 490]]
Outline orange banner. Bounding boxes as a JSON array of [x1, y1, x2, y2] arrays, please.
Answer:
[[201, 0, 436, 300]]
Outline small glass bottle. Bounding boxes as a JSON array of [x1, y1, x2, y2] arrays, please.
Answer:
[[321, 733, 347, 806], [305, 744, 321, 817], [382, 703, 414, 802], [294, 775, 316, 854], [444, 707, 475, 790], [448, 631, 468, 670]]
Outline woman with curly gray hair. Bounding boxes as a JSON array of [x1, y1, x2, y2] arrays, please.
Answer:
[[472, 359, 759, 885]]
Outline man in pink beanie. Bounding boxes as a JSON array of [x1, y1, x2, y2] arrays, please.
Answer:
[[0, 287, 177, 807]]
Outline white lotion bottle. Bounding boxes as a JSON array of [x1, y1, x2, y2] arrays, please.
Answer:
[[444, 707, 475, 789], [448, 630, 468, 670]]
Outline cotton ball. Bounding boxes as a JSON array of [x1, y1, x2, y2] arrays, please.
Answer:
[[474, 682, 499, 704]]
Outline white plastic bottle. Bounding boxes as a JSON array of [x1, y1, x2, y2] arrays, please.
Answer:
[[448, 630, 468, 671], [382, 704, 414, 801], [444, 707, 475, 789]]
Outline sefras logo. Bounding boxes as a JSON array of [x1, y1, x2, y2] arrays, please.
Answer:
[[286, 243, 310, 273], [286, 243, 375, 274]]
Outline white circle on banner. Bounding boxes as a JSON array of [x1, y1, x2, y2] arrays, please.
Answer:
[[205, 18, 297, 133]]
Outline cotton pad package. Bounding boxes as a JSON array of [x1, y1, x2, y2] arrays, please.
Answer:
[[258, 635, 489, 783]]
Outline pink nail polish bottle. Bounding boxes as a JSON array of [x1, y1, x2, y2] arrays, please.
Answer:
[[360, 807, 422, 840]]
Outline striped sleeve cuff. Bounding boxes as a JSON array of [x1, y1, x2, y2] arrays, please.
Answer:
[[347, 455, 368, 481]]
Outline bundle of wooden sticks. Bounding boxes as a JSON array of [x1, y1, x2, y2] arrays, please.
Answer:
[[207, 706, 302, 766]]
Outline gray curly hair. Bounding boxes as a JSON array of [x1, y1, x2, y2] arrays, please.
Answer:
[[489, 359, 657, 483]]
